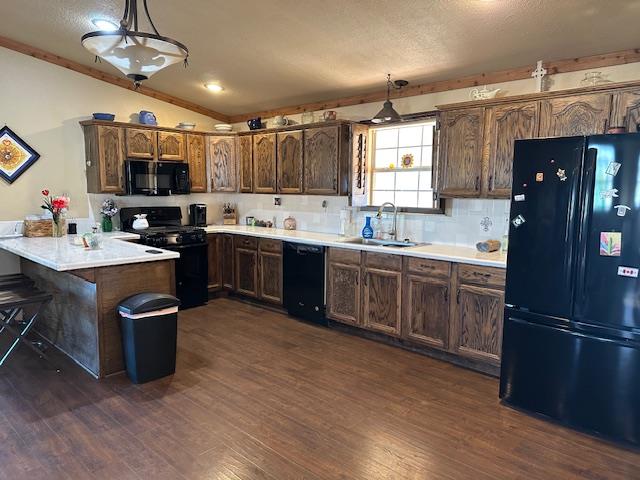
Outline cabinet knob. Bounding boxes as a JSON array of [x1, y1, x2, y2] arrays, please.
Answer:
[[475, 176, 480, 191]]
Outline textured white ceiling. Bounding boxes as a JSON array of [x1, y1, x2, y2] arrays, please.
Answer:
[[2, 0, 640, 116]]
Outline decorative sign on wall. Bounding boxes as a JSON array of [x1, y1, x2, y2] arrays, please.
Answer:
[[0, 126, 40, 184]]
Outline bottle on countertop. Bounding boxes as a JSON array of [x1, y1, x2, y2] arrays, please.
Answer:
[[362, 216, 374, 239]]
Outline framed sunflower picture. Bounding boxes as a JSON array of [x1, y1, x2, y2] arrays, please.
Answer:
[[0, 126, 40, 184]]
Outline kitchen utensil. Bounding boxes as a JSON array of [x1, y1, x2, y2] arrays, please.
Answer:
[[132, 213, 149, 230], [139, 111, 157, 125], [92, 113, 115, 121], [214, 123, 233, 132], [323, 111, 337, 121], [273, 115, 289, 127], [247, 117, 263, 130], [178, 122, 196, 130]]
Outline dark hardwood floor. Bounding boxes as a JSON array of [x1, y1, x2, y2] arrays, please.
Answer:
[[1, 297, 638, 479]]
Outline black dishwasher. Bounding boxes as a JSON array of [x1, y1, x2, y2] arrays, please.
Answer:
[[283, 242, 327, 325]]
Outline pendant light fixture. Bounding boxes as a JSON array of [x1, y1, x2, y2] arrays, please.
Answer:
[[81, 0, 188, 88], [371, 74, 409, 124]]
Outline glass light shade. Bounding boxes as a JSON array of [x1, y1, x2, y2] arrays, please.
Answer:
[[372, 100, 402, 124], [82, 31, 188, 83]]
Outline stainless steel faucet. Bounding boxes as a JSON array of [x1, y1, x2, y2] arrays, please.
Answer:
[[376, 202, 398, 241]]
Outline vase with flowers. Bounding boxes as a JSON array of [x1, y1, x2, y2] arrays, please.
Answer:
[[100, 198, 118, 233], [40, 189, 70, 237]]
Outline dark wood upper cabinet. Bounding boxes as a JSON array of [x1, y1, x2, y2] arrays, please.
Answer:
[[207, 234, 222, 291], [403, 274, 450, 350], [158, 131, 186, 161], [238, 135, 253, 193], [83, 125, 125, 194], [304, 126, 339, 195], [538, 93, 611, 137], [210, 136, 237, 192], [610, 89, 640, 131], [222, 234, 234, 290], [277, 130, 303, 194], [253, 133, 277, 193], [187, 134, 207, 193], [437, 108, 484, 197], [452, 284, 504, 366], [484, 101, 540, 198], [125, 128, 156, 159]]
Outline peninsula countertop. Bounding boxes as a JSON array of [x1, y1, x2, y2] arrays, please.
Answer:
[[203, 225, 507, 268], [0, 233, 179, 271]]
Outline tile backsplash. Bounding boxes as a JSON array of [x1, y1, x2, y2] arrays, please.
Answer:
[[87, 194, 510, 248]]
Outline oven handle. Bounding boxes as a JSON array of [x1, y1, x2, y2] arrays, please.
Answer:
[[166, 242, 207, 249]]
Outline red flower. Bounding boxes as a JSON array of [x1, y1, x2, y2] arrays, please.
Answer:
[[52, 197, 69, 211], [42, 189, 49, 196]]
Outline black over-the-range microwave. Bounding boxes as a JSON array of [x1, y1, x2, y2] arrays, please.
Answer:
[[125, 160, 190, 195]]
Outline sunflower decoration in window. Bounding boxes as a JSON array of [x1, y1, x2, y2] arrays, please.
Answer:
[[400, 153, 414, 169]]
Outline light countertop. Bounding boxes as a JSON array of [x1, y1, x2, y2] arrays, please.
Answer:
[[0, 235, 178, 272], [203, 225, 507, 268]]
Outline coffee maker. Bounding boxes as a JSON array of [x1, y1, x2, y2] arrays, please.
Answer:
[[188, 204, 207, 226]]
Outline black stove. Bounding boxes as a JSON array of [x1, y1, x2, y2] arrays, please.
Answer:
[[119, 207, 209, 309], [137, 226, 207, 248]]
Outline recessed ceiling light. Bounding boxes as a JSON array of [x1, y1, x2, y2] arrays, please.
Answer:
[[204, 83, 224, 92], [91, 18, 119, 31]]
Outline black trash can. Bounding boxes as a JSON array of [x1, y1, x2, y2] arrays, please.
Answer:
[[117, 293, 181, 384]]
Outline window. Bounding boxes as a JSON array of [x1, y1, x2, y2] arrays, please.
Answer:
[[369, 119, 440, 212]]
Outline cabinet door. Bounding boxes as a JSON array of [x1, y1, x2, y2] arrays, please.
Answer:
[[125, 128, 156, 159], [327, 262, 361, 326], [484, 101, 539, 198], [97, 126, 125, 193], [304, 126, 339, 194], [362, 267, 402, 336], [539, 93, 612, 137], [158, 131, 186, 161], [259, 251, 283, 304], [235, 248, 258, 298], [453, 284, 504, 365], [253, 133, 277, 193], [222, 234, 234, 290], [210, 136, 237, 192], [277, 130, 303, 193], [207, 234, 221, 291], [238, 135, 253, 192], [437, 108, 484, 197], [610, 89, 640, 131], [187, 134, 207, 192], [403, 274, 449, 349]]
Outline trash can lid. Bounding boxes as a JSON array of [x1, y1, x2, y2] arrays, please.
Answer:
[[117, 292, 181, 315]]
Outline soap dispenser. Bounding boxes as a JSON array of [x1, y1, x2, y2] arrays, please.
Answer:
[[362, 216, 374, 239]]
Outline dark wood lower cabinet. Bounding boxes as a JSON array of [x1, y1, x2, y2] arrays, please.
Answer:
[[235, 247, 258, 298], [362, 267, 402, 337], [452, 284, 504, 366], [403, 274, 449, 349], [258, 250, 282, 304], [327, 262, 361, 326], [207, 234, 222, 291], [222, 234, 234, 290]]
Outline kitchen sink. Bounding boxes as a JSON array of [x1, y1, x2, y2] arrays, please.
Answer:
[[340, 238, 427, 248]]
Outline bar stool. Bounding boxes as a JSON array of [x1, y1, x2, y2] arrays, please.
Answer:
[[0, 274, 55, 368]]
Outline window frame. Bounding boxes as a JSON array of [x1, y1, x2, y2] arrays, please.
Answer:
[[362, 117, 444, 215]]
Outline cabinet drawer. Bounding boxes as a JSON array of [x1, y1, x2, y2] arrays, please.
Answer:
[[457, 264, 505, 288], [329, 247, 361, 265], [405, 257, 451, 278], [235, 235, 258, 250], [259, 238, 282, 253], [364, 252, 401, 271]]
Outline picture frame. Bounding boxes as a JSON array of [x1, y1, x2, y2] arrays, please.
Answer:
[[0, 125, 41, 184]]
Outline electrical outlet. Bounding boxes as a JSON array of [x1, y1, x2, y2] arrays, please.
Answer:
[[274, 196, 282, 206]]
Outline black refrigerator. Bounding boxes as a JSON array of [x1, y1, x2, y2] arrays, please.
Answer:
[[500, 134, 640, 446]]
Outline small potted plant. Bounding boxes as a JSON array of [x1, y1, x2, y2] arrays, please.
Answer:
[[100, 198, 118, 233], [41, 189, 70, 237]]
